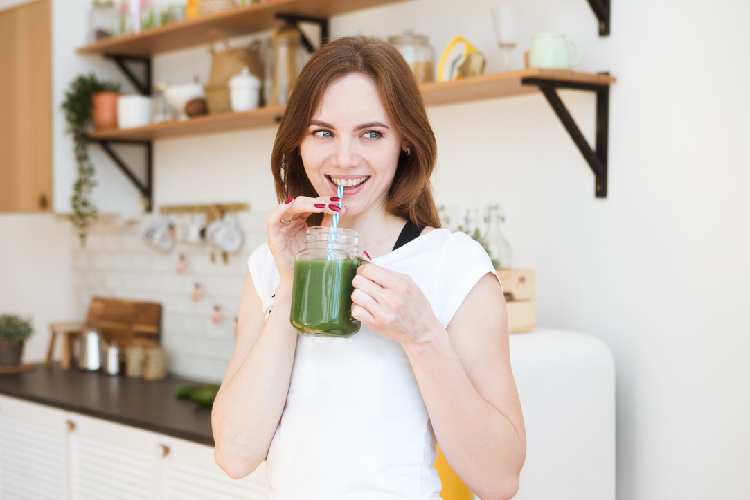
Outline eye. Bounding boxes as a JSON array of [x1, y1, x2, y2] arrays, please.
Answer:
[[312, 129, 333, 138], [363, 130, 382, 140]]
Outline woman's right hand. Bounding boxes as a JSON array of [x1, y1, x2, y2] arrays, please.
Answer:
[[266, 196, 346, 284]]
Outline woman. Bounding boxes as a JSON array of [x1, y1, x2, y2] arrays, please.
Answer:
[[212, 36, 525, 500]]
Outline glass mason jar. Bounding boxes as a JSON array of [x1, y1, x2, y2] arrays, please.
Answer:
[[484, 204, 512, 269], [89, 0, 116, 43], [388, 32, 435, 84], [290, 227, 361, 338]]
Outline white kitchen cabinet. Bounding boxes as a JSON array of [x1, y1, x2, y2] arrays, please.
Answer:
[[0, 395, 68, 500], [161, 436, 268, 500], [0, 395, 268, 500], [68, 413, 161, 500]]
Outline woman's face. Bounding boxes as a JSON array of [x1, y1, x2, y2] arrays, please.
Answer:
[[300, 73, 407, 218]]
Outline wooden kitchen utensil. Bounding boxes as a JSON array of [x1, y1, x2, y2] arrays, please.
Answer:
[[497, 269, 536, 333]]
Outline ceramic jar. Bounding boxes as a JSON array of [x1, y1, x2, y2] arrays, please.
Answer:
[[229, 67, 261, 112]]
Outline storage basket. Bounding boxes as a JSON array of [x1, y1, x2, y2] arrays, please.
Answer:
[[199, 0, 236, 17], [208, 30, 264, 86], [204, 84, 232, 114]]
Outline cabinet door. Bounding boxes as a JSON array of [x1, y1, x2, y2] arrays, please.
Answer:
[[69, 414, 160, 500], [0, 0, 53, 212], [160, 436, 268, 500], [0, 395, 68, 500]]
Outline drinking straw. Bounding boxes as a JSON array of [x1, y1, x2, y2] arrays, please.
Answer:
[[332, 184, 343, 228], [327, 184, 344, 261]]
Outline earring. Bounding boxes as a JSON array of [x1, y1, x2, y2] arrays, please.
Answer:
[[405, 145, 411, 156]]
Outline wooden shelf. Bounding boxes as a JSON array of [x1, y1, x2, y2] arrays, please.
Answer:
[[88, 105, 285, 141], [76, 0, 408, 57], [87, 70, 616, 141]]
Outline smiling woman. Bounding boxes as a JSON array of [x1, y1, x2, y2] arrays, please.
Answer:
[[270, 36, 439, 229], [212, 36, 526, 500]]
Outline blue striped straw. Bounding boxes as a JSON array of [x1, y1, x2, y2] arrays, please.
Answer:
[[332, 184, 343, 228]]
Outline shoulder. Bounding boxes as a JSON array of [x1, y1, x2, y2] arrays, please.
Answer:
[[431, 231, 500, 327]]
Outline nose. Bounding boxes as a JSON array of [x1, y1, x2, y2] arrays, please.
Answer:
[[330, 137, 357, 169]]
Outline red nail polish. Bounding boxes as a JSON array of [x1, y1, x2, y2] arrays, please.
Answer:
[[364, 251, 372, 260], [285, 197, 294, 204], [330, 197, 340, 202], [329, 204, 341, 212], [314, 204, 325, 209]]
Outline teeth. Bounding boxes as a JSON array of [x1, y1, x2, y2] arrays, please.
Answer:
[[331, 176, 367, 187]]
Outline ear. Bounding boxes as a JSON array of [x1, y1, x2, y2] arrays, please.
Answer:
[[401, 140, 410, 154]]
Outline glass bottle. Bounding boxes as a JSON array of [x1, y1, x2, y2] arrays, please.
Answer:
[[151, 83, 171, 123], [484, 204, 512, 269], [388, 31, 435, 84], [89, 0, 116, 43], [290, 227, 361, 338]]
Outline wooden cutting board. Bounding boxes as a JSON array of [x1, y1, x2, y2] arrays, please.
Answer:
[[86, 297, 162, 348]]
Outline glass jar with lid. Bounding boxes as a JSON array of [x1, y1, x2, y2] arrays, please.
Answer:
[[388, 31, 435, 84], [89, 0, 116, 43], [290, 227, 361, 338]]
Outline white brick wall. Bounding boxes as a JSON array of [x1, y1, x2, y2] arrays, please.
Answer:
[[70, 210, 271, 382]]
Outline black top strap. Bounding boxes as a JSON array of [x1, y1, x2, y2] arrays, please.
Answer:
[[393, 221, 425, 251]]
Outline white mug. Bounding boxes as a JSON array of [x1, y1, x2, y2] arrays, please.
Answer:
[[186, 213, 206, 245], [142, 217, 175, 252], [212, 213, 244, 253], [529, 32, 581, 70]]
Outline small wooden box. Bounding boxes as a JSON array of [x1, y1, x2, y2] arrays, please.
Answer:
[[497, 269, 536, 334]]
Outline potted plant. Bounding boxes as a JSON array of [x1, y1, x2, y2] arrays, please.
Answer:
[[61, 74, 121, 247], [0, 314, 34, 367]]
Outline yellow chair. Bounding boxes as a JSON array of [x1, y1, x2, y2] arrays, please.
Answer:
[[435, 446, 473, 500]]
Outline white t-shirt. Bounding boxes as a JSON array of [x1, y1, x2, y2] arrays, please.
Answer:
[[247, 228, 499, 500]]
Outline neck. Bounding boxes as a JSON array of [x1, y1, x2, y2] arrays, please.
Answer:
[[321, 203, 405, 258]]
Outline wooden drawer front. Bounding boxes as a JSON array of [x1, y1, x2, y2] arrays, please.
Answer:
[[0, 411, 66, 499], [164, 438, 268, 500], [507, 301, 536, 334], [497, 269, 536, 301]]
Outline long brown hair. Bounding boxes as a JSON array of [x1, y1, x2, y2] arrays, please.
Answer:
[[270, 36, 440, 228]]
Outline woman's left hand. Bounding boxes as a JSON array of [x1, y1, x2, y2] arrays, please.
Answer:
[[351, 262, 442, 344]]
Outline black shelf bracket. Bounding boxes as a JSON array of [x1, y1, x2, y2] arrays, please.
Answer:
[[106, 55, 152, 95], [89, 139, 153, 211], [587, 0, 611, 36], [275, 14, 330, 54], [522, 76, 610, 198]]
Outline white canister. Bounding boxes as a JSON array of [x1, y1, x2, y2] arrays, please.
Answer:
[[117, 94, 152, 128], [229, 67, 261, 112]]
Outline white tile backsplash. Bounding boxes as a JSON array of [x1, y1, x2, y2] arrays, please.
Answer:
[[71, 212, 269, 381]]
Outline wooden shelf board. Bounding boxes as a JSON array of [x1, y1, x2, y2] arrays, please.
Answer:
[[88, 105, 285, 141], [87, 71, 616, 141], [76, 0, 408, 57], [421, 69, 616, 107]]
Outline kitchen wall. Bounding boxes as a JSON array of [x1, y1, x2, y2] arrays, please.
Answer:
[[2, 0, 749, 500]]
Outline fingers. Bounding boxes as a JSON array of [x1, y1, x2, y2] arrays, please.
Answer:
[[356, 262, 406, 291], [266, 196, 344, 228], [351, 303, 376, 328], [352, 273, 385, 304]]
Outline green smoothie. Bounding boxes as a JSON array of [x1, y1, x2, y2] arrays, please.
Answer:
[[290, 258, 361, 337]]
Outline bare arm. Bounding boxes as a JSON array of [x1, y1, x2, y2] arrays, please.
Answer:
[[403, 274, 525, 500], [212, 196, 345, 479], [352, 268, 525, 500], [211, 272, 298, 479]]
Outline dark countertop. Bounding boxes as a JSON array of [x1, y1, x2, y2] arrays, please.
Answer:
[[0, 364, 215, 446]]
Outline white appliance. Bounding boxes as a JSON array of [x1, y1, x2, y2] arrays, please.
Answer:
[[496, 328, 616, 500]]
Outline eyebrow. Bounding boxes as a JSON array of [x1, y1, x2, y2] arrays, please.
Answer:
[[309, 119, 390, 130]]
